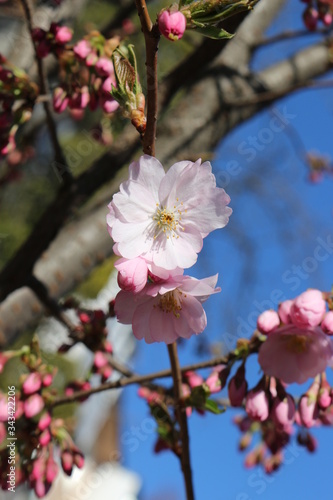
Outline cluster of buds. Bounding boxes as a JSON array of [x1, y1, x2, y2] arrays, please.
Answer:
[[0, 55, 38, 158], [0, 338, 84, 498], [32, 23, 73, 58], [233, 371, 333, 473], [301, 0, 333, 30], [59, 303, 114, 385], [53, 31, 120, 115], [158, 0, 257, 42]]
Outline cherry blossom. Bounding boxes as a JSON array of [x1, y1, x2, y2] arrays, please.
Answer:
[[258, 324, 333, 384], [114, 273, 220, 343], [107, 155, 232, 270]]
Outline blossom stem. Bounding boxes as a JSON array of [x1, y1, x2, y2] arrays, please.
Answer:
[[19, 0, 72, 185], [134, 0, 160, 156], [167, 342, 195, 500]]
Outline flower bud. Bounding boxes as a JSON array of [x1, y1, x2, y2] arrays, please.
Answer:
[[53, 86, 69, 113], [38, 412, 52, 431], [278, 300, 293, 324], [271, 394, 296, 427], [22, 372, 42, 395], [321, 311, 333, 335], [115, 257, 148, 293], [245, 389, 269, 422], [303, 7, 319, 31], [184, 370, 204, 389], [228, 364, 247, 407], [298, 394, 319, 428], [74, 40, 92, 60], [54, 26, 73, 44], [24, 394, 44, 418], [257, 310, 280, 334], [290, 289, 326, 327], [95, 57, 114, 77], [158, 10, 186, 41]]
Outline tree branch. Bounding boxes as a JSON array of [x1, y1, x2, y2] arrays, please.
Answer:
[[19, 0, 72, 184], [168, 343, 194, 500]]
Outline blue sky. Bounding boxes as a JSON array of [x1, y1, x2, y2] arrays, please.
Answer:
[[121, 2, 333, 499]]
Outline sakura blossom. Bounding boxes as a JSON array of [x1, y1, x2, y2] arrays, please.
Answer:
[[258, 324, 333, 384], [114, 273, 220, 343], [107, 155, 232, 270]]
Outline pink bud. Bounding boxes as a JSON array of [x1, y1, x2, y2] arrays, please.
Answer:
[[321, 311, 333, 334], [257, 310, 280, 334], [104, 341, 113, 354], [299, 394, 319, 428], [102, 76, 115, 94], [53, 87, 69, 113], [278, 300, 293, 324], [245, 389, 269, 422], [31, 456, 46, 481], [22, 372, 42, 395], [46, 455, 59, 483], [158, 10, 186, 41], [95, 57, 114, 77], [38, 412, 52, 431], [54, 26, 72, 44], [34, 479, 47, 499], [318, 376, 331, 409], [228, 364, 247, 407], [73, 40, 92, 60], [94, 351, 108, 369], [42, 373, 53, 387], [101, 365, 113, 382], [184, 370, 204, 388], [205, 370, 222, 394], [73, 450, 85, 469], [290, 289, 326, 327], [79, 312, 91, 324], [271, 394, 296, 427], [101, 98, 119, 114], [39, 428, 51, 446], [24, 394, 44, 418], [115, 257, 148, 293], [61, 450, 73, 476]]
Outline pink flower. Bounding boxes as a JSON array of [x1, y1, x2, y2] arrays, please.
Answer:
[[321, 311, 333, 334], [298, 394, 319, 428], [54, 26, 72, 44], [278, 300, 293, 324], [158, 10, 186, 41], [290, 289, 326, 328], [101, 97, 119, 114], [22, 372, 42, 395], [205, 366, 225, 393], [115, 257, 148, 293], [257, 310, 280, 334], [74, 40, 92, 60], [93, 351, 108, 369], [245, 389, 269, 422], [38, 412, 52, 431], [258, 325, 333, 384], [95, 57, 114, 76], [184, 371, 204, 388], [107, 155, 232, 270], [271, 394, 296, 427], [115, 273, 220, 343], [24, 394, 44, 418]]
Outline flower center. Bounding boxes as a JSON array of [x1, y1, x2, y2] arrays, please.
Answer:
[[283, 334, 312, 354], [157, 290, 182, 318], [152, 200, 185, 239]]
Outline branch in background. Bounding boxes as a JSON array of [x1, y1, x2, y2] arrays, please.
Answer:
[[168, 343, 195, 500], [19, 0, 72, 184], [253, 26, 332, 48], [52, 338, 260, 408], [134, 0, 160, 156]]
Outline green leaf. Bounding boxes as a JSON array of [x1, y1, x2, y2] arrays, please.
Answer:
[[204, 399, 224, 414], [192, 23, 234, 40]]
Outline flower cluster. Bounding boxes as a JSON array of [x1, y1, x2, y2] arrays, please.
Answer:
[[0, 339, 84, 498], [32, 23, 73, 59], [107, 155, 232, 343], [301, 0, 333, 30], [256, 289, 333, 384], [53, 32, 120, 115]]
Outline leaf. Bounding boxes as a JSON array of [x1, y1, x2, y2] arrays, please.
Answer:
[[204, 399, 224, 414], [192, 23, 234, 40]]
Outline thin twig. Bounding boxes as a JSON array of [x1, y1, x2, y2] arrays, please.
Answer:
[[168, 343, 195, 500], [19, 0, 72, 185], [134, 0, 160, 156]]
